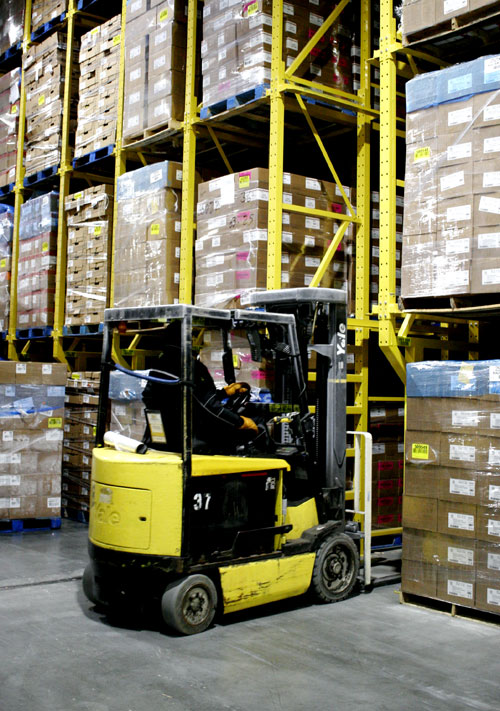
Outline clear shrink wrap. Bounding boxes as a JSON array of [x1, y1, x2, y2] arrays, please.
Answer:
[[0, 68, 21, 190], [31, 0, 68, 35], [402, 0, 500, 45], [0, 205, 13, 332], [0, 1, 24, 56], [0, 361, 66, 520], [114, 161, 183, 308], [109, 370, 147, 441]]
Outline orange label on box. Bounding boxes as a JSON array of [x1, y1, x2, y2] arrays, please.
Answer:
[[412, 443, 429, 459]]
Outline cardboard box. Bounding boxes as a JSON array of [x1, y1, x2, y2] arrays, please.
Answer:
[[405, 430, 441, 466], [438, 469, 478, 504], [437, 499, 476, 538], [406, 397, 442, 432], [401, 558, 437, 598], [473, 90, 500, 129], [402, 495, 438, 532], [437, 567, 475, 606], [404, 464, 440, 498], [477, 505, 500, 543]]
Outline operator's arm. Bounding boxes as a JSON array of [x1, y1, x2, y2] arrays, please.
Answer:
[[195, 361, 257, 431]]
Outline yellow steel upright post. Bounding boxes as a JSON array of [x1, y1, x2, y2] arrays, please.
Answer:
[[110, 0, 128, 309], [179, 0, 198, 305], [378, 0, 406, 382], [266, 0, 285, 290], [7, 0, 32, 361], [53, 0, 76, 364]]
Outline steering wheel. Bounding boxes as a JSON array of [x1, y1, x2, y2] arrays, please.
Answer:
[[224, 382, 251, 413]]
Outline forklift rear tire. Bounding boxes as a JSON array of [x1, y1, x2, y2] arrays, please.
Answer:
[[82, 563, 99, 606], [311, 533, 359, 603], [161, 575, 218, 635]]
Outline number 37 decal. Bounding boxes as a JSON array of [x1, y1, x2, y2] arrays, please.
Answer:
[[193, 493, 211, 511]]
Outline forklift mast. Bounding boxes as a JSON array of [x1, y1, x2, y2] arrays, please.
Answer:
[[249, 288, 347, 523]]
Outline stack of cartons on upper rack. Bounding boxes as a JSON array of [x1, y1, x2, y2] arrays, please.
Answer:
[[123, 0, 187, 142], [113, 161, 183, 308], [403, 360, 500, 615], [31, 0, 67, 36], [75, 14, 122, 160], [62, 371, 100, 521], [201, 0, 353, 109], [194, 168, 352, 309], [23, 33, 79, 180], [65, 184, 113, 327], [0, 68, 21, 190], [0, 1, 24, 56], [402, 55, 500, 303], [0, 361, 66, 522], [17, 192, 58, 331], [402, 0, 500, 43], [0, 206, 13, 333]]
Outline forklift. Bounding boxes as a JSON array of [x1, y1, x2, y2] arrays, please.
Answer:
[[83, 288, 363, 635]]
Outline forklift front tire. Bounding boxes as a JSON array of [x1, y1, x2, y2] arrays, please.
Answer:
[[161, 575, 218, 635], [82, 563, 99, 606], [311, 533, 359, 604]]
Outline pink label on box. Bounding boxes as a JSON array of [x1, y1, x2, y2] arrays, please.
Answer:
[[236, 251, 250, 261], [237, 211, 251, 222], [251, 370, 268, 380], [331, 203, 342, 214], [236, 270, 251, 280], [240, 354, 251, 363]]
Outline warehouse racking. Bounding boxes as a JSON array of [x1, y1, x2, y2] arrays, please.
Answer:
[[0, 0, 488, 543]]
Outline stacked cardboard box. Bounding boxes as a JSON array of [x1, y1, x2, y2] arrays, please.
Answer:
[[0, 68, 21, 190], [17, 192, 59, 330], [0, 1, 24, 56], [123, 0, 187, 142], [109, 370, 147, 441], [403, 360, 500, 614], [402, 0, 499, 42], [195, 168, 352, 309], [201, 0, 353, 108], [370, 405, 404, 529], [114, 161, 182, 308], [62, 372, 100, 520], [0, 206, 13, 333], [0, 361, 65, 521], [370, 190, 403, 311], [75, 15, 121, 159], [65, 184, 113, 326], [23, 33, 79, 179], [31, 0, 67, 35], [402, 54, 500, 301]]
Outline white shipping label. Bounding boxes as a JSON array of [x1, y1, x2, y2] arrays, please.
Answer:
[[243, 229, 267, 242], [282, 173, 291, 184], [446, 238, 470, 255], [448, 73, 472, 94], [484, 56, 500, 84], [16, 363, 26, 374], [447, 579, 473, 600], [281, 232, 292, 244], [282, 192, 293, 204], [479, 195, 500, 215], [370, 408, 386, 418], [305, 257, 320, 268], [150, 169, 162, 184], [208, 216, 226, 230], [305, 217, 320, 230], [440, 170, 465, 192], [491, 413, 500, 429], [285, 20, 296, 33], [305, 197, 316, 209], [2, 431, 13, 441], [488, 519, 500, 537], [286, 38, 298, 51], [444, 0, 467, 14], [482, 268, 500, 285], [447, 143, 472, 161], [372, 444, 385, 455], [488, 553, 500, 571], [449, 444, 475, 462], [46, 430, 63, 442], [487, 588, 500, 606], [484, 171, 500, 188], [489, 447, 500, 465], [448, 512, 474, 531], [484, 104, 500, 122], [489, 485, 500, 501], [245, 188, 268, 202], [47, 497, 61, 508], [446, 204, 471, 222], [306, 177, 321, 191], [305, 236, 315, 246], [176, 170, 182, 181], [449, 478, 476, 497], [490, 365, 500, 382], [484, 136, 500, 154], [452, 410, 479, 426], [448, 546, 474, 566], [448, 105, 473, 126]]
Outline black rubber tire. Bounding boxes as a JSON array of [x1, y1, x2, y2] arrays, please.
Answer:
[[161, 575, 218, 635], [82, 563, 99, 605], [311, 533, 359, 603]]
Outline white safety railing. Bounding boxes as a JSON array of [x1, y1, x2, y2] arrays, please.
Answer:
[[346, 431, 373, 587]]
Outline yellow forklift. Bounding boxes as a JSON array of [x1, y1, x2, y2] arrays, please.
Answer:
[[83, 288, 363, 634]]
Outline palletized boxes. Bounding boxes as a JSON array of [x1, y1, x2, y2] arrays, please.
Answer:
[[402, 54, 500, 301], [23, 33, 79, 179], [113, 160, 183, 308], [402, 360, 500, 613], [370, 405, 404, 530], [402, 0, 499, 43], [17, 192, 59, 330], [0, 1, 24, 56], [75, 14, 121, 159], [31, 0, 67, 35], [65, 184, 113, 326], [0, 361, 66, 521], [194, 167, 352, 309], [201, 0, 353, 109], [0, 206, 14, 333], [0, 68, 21, 190]]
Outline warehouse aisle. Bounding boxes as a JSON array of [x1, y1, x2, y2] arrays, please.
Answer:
[[0, 524, 499, 711]]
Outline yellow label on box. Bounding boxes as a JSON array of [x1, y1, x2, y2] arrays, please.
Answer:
[[0, 259, 6, 268], [239, 174, 250, 188], [151, 223, 160, 235], [42, 241, 48, 252], [413, 146, 430, 162], [159, 8, 169, 21], [412, 443, 429, 460], [113, 34, 121, 46], [38, 94, 45, 106], [93, 426, 97, 437], [458, 362, 474, 384], [232, 354, 239, 367], [71, 373, 82, 380], [91, 27, 99, 35], [94, 225, 102, 236], [11, 105, 17, 114], [74, 192, 82, 199], [48, 418, 63, 428], [247, 1, 258, 14]]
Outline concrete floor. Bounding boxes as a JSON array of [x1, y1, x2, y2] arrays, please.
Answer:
[[1, 523, 499, 711]]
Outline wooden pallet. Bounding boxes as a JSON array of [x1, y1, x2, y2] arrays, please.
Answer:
[[400, 292, 500, 318], [123, 120, 182, 150], [399, 590, 500, 626], [403, 6, 500, 47]]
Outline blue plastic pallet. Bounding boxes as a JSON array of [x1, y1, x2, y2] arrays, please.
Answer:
[[16, 326, 53, 340], [62, 507, 89, 523], [303, 94, 357, 117], [0, 182, 15, 197], [63, 322, 104, 336], [200, 84, 269, 119], [0, 41, 22, 68], [31, 13, 67, 43], [24, 164, 59, 187], [72, 144, 114, 170], [0, 517, 61, 533]]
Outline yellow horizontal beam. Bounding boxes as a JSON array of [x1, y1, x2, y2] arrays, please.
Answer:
[[347, 406, 363, 415], [283, 203, 360, 223], [368, 396, 405, 402], [346, 448, 354, 458], [371, 527, 402, 538], [348, 318, 379, 330]]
